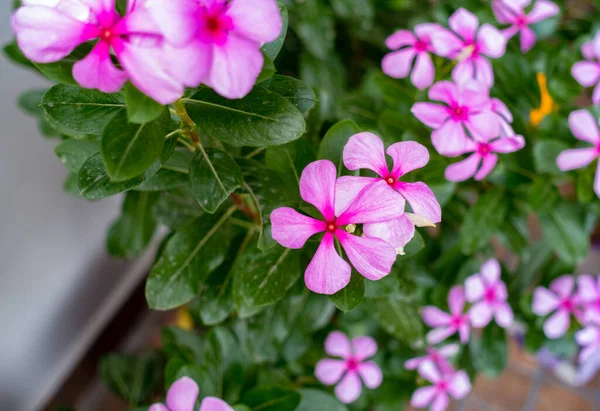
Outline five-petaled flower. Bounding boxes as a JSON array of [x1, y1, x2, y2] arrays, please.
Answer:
[[533, 275, 581, 339], [492, 0, 559, 53], [315, 331, 382, 404], [270, 160, 404, 295], [465, 259, 514, 328], [150, 376, 233, 411], [556, 110, 600, 198], [410, 361, 471, 411], [338, 133, 441, 252], [572, 33, 600, 104], [422, 286, 471, 344], [432, 8, 506, 86], [577, 274, 600, 325], [405, 344, 459, 375]]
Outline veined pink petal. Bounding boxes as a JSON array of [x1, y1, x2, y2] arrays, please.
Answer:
[[163, 39, 212, 88], [325, 331, 352, 358], [466, 111, 501, 141], [422, 307, 451, 327], [343, 132, 389, 176], [473, 57, 495, 87], [166, 376, 199, 411], [532, 287, 560, 315], [550, 275, 575, 297], [449, 8, 479, 43], [572, 61, 600, 87], [569, 110, 600, 144], [505, 0, 532, 8], [149, 404, 169, 411], [465, 274, 485, 302], [432, 121, 476, 157], [334, 176, 377, 217], [394, 182, 442, 224], [449, 286, 466, 315], [411, 386, 437, 408], [199, 397, 234, 411], [431, 28, 463, 58], [431, 393, 450, 411], [382, 48, 417, 79], [448, 371, 472, 399], [145, 0, 198, 46], [418, 361, 441, 383], [594, 164, 600, 198], [300, 160, 337, 222], [577, 274, 599, 302], [227, 0, 282, 44], [494, 303, 514, 328], [357, 362, 382, 389], [337, 231, 397, 281], [469, 301, 493, 328], [544, 309, 570, 339], [352, 336, 378, 360], [305, 233, 351, 295], [557, 148, 598, 171], [492, 0, 517, 24], [411, 103, 450, 128], [315, 359, 347, 385], [411, 52, 435, 90], [336, 180, 405, 226], [445, 153, 481, 182], [428, 81, 459, 105], [387, 141, 430, 178], [474, 154, 498, 180], [270, 208, 326, 249], [520, 26, 537, 53], [490, 135, 526, 153], [335, 371, 362, 404], [385, 30, 416, 49], [73, 41, 128, 93], [363, 214, 415, 249], [527, 0, 560, 23], [114, 7, 162, 35], [427, 326, 456, 345], [477, 24, 507, 58]]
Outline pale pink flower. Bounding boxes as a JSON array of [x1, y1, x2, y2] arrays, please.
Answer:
[[150, 376, 233, 411], [431, 8, 506, 86], [315, 331, 382, 404], [412, 80, 501, 157], [382, 23, 444, 90], [556, 110, 600, 198], [270, 160, 404, 295], [493, 0, 559, 53], [149, 0, 282, 99], [410, 362, 471, 411], [577, 274, 600, 325], [465, 259, 514, 328], [491, 98, 517, 137], [405, 344, 459, 374], [532, 275, 581, 339], [337, 133, 441, 252], [12, 0, 185, 104], [576, 325, 600, 364], [444, 134, 525, 182], [422, 286, 471, 345], [572, 33, 600, 104]]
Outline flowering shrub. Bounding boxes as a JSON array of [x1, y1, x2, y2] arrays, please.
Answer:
[[6, 0, 600, 409]]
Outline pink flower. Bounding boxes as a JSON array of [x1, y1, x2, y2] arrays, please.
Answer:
[[410, 362, 471, 411], [557, 110, 600, 198], [576, 325, 600, 364], [532, 275, 581, 339], [465, 259, 514, 328], [432, 8, 506, 86], [572, 33, 600, 104], [149, 0, 282, 99], [577, 274, 600, 325], [337, 133, 441, 252], [150, 376, 233, 411], [270, 160, 404, 295], [405, 344, 459, 374], [382, 23, 444, 90], [444, 134, 525, 182], [315, 331, 382, 404], [491, 98, 517, 137], [581, 34, 598, 61], [422, 286, 471, 345], [493, 0, 559, 53], [412, 80, 500, 157], [12, 0, 185, 104]]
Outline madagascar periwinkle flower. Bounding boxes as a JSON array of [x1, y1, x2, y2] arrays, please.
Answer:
[[577, 274, 600, 325], [492, 0, 559, 53], [405, 344, 459, 374], [382, 23, 444, 90], [572, 32, 600, 104], [270, 160, 404, 295], [410, 361, 471, 411], [533, 275, 581, 339], [465, 259, 514, 328], [557, 110, 600, 198], [576, 325, 600, 364], [12, 0, 185, 104], [338, 133, 441, 252], [150, 376, 233, 411], [412, 80, 500, 157], [581, 33, 599, 61], [491, 97, 517, 137], [150, 0, 282, 99], [315, 331, 382, 404], [432, 8, 506, 87], [422, 286, 470, 345]]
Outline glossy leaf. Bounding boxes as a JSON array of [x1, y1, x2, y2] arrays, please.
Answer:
[[300, 52, 346, 121], [154, 188, 204, 230], [365, 293, 424, 345], [317, 120, 361, 175], [330, 271, 364, 312], [241, 386, 301, 411], [124, 82, 165, 124], [55, 139, 100, 173], [260, 75, 317, 114], [262, 1, 288, 61], [136, 150, 192, 192]]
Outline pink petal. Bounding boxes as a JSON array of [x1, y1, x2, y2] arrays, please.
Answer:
[[527, 0, 560, 23], [199, 397, 234, 411], [206, 34, 264, 99], [146, 0, 198, 46], [325, 331, 352, 358], [452, 60, 475, 85], [343, 132, 389, 176], [385, 30, 416, 49], [494, 303, 514, 328], [582, 41, 595, 60], [593, 83, 600, 105], [544, 309, 571, 339], [150, 404, 169, 411], [490, 135, 526, 153], [449, 286, 466, 315], [405, 355, 426, 370], [576, 326, 600, 346], [73, 41, 128, 94], [579, 345, 600, 363], [334, 176, 377, 217], [395, 182, 442, 224], [432, 121, 477, 157], [382, 48, 417, 79], [315, 359, 347, 385], [492, 98, 513, 122], [477, 24, 507, 58], [411, 386, 437, 408], [571, 61, 600, 87], [363, 214, 415, 249], [411, 52, 435, 90], [449, 8, 479, 43], [557, 148, 598, 171], [448, 371, 472, 399], [411, 103, 450, 128], [163, 39, 212, 88], [577, 274, 599, 302], [505, 0, 533, 8], [352, 336, 378, 360], [305, 233, 351, 295], [270, 207, 326, 249], [428, 81, 459, 105], [466, 111, 501, 141], [439, 344, 461, 357], [532, 287, 560, 315], [550, 275, 575, 298], [418, 361, 441, 383], [336, 180, 405, 226], [569, 110, 600, 145], [474, 154, 498, 180], [469, 301, 493, 328], [337, 231, 397, 281], [357, 361, 383, 389], [594, 164, 600, 198], [226, 0, 283, 44], [300, 160, 337, 222], [431, 28, 463, 58], [387, 141, 430, 177], [473, 57, 495, 87], [431, 393, 450, 411], [445, 153, 481, 182], [166, 376, 199, 411], [465, 274, 485, 302], [335, 371, 362, 404], [427, 326, 456, 345], [492, 0, 517, 24], [458, 322, 470, 344], [422, 307, 451, 327], [520, 26, 537, 53], [414, 23, 444, 41], [481, 259, 501, 284]]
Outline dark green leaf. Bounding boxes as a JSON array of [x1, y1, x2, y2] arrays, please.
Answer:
[[154, 188, 204, 230], [365, 293, 424, 345], [533, 140, 568, 174], [34, 43, 93, 85], [317, 120, 361, 175], [55, 140, 100, 173], [330, 271, 364, 312], [403, 231, 425, 256], [124, 82, 165, 124], [292, 0, 335, 60], [241, 386, 301, 411], [527, 177, 558, 212], [256, 53, 276, 84], [330, 0, 374, 21], [300, 53, 346, 121], [137, 150, 192, 191], [259, 75, 317, 114], [296, 389, 347, 411], [18, 89, 62, 138], [539, 202, 589, 266], [161, 326, 205, 364], [262, 2, 288, 61], [265, 138, 315, 194], [459, 189, 508, 254], [469, 324, 508, 378], [3, 39, 36, 69]]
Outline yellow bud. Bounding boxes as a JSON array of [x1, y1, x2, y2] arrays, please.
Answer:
[[175, 307, 194, 331], [345, 224, 357, 234]]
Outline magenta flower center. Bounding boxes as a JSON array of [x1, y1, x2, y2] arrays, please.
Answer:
[[560, 298, 575, 312], [515, 15, 528, 27], [326, 222, 337, 233], [414, 39, 429, 52], [484, 287, 497, 303], [450, 315, 464, 327], [198, 4, 235, 45], [346, 357, 360, 371], [435, 379, 448, 391], [384, 176, 396, 186], [448, 104, 470, 121], [478, 143, 492, 156]]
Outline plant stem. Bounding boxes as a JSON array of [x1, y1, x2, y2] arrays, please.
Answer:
[[245, 147, 266, 159]]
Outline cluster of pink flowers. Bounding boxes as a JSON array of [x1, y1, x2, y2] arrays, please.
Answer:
[[12, 0, 283, 103], [271, 132, 441, 295], [150, 376, 232, 411]]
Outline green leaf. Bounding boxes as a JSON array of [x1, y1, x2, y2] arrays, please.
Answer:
[[365, 293, 424, 345], [527, 177, 559, 212], [34, 43, 93, 85], [317, 120, 361, 175], [259, 75, 317, 114], [161, 326, 205, 363], [146, 209, 234, 310], [256, 53, 276, 84], [137, 150, 192, 191], [403, 231, 425, 256], [185, 87, 306, 147], [18, 89, 61, 138], [459, 189, 508, 254], [262, 2, 288, 61], [3, 39, 36, 69], [330, 0, 374, 21], [265, 138, 315, 194], [539, 203, 590, 266], [55, 140, 100, 173], [469, 324, 508, 378], [107, 191, 159, 259], [101, 109, 169, 181], [292, 0, 335, 60], [296, 389, 347, 411], [154, 188, 204, 230], [533, 140, 568, 174], [330, 271, 364, 312], [124, 83, 165, 124], [241, 386, 301, 411], [300, 53, 346, 121], [189, 148, 243, 213], [42, 84, 125, 136]]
